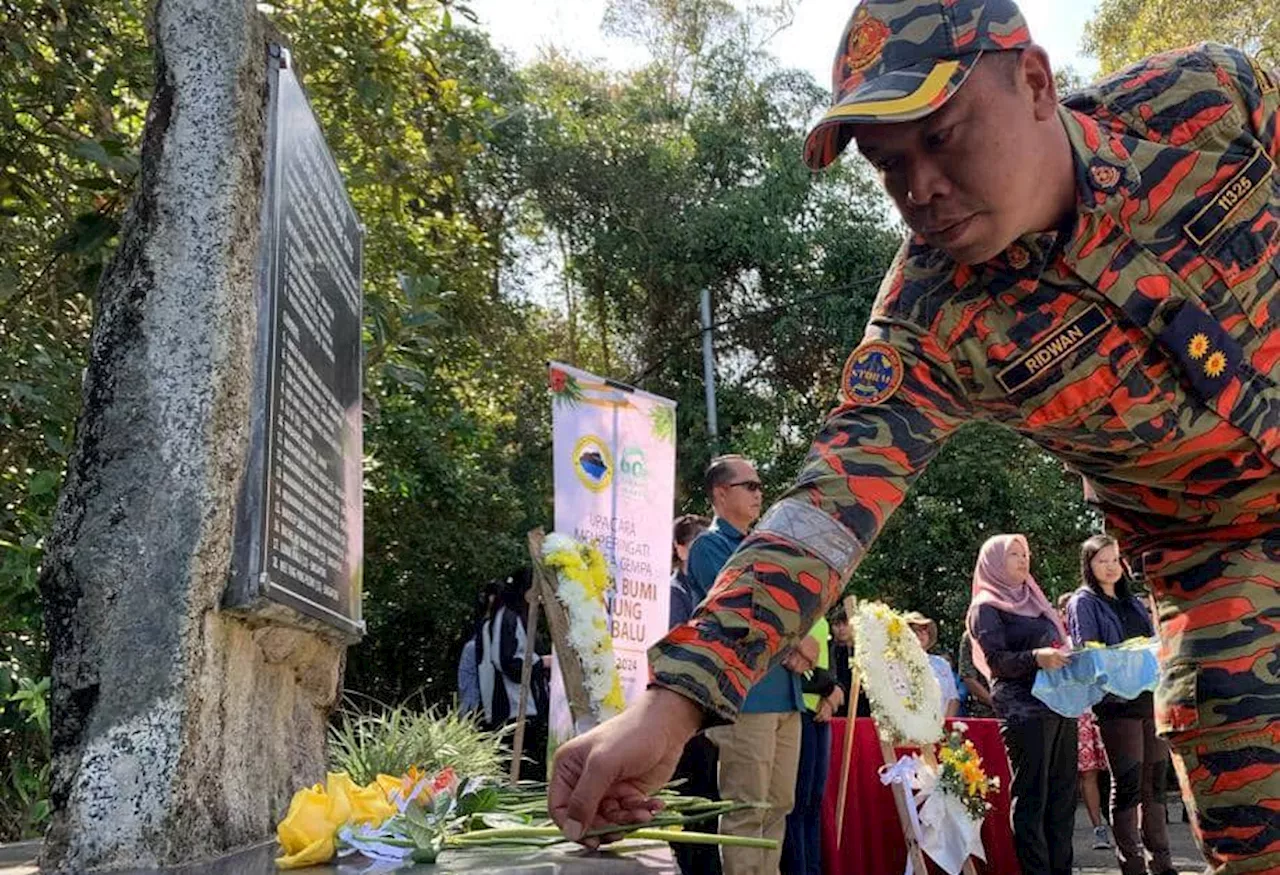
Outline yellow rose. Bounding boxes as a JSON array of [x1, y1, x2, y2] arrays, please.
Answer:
[[375, 773, 404, 805], [274, 771, 396, 869], [322, 773, 357, 825], [275, 784, 339, 869], [321, 772, 394, 827], [343, 777, 396, 827]]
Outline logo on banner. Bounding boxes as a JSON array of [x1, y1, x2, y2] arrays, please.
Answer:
[[573, 435, 614, 492], [618, 447, 649, 499]]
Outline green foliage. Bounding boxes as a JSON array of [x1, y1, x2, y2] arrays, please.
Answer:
[[327, 698, 508, 786], [1084, 0, 1278, 75], [513, 4, 900, 508], [0, 0, 151, 840], [0, 671, 51, 840], [0, 0, 151, 667]]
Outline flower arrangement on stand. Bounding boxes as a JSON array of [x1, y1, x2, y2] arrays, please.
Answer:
[[541, 533, 626, 722], [912, 723, 998, 874], [933, 723, 999, 821], [853, 601, 944, 745]]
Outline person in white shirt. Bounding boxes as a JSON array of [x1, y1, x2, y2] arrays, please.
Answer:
[[906, 612, 960, 719]]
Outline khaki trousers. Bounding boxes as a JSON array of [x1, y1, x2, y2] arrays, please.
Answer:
[[707, 710, 802, 875]]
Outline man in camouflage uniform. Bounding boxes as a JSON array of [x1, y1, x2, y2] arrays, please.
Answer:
[[549, 2, 1280, 871]]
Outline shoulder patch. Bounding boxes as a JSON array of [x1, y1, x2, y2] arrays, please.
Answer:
[[1184, 147, 1272, 245], [840, 342, 903, 406], [1248, 55, 1277, 95]]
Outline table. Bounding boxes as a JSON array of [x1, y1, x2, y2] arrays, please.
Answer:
[[821, 717, 1020, 875]]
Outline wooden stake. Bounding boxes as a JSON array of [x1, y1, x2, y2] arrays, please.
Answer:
[[880, 738, 929, 875], [834, 594, 860, 849], [508, 563, 543, 787]]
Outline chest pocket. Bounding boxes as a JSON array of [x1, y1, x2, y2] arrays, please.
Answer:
[[1189, 147, 1280, 327], [983, 309, 1180, 452]]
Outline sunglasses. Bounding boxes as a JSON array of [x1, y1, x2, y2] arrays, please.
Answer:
[[727, 480, 763, 494]]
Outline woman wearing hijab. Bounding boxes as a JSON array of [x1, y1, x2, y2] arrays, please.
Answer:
[[1066, 534, 1175, 875], [966, 534, 1076, 875]]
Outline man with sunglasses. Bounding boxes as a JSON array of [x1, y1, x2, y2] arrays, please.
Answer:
[[686, 455, 808, 875], [550, 2, 1280, 871]]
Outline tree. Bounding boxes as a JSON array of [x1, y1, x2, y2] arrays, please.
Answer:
[[0, 0, 152, 840], [516, 4, 901, 505], [0, 0, 561, 832], [1084, 0, 1278, 75]]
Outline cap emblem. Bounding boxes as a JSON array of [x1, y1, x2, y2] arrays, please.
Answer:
[[839, 7, 891, 88]]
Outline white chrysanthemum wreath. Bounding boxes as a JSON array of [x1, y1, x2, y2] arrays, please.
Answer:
[[854, 601, 944, 745], [542, 533, 626, 721]]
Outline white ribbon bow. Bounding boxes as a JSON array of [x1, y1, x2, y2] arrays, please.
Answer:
[[879, 755, 925, 875]]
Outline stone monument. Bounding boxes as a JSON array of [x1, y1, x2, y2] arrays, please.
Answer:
[[38, 1, 363, 870]]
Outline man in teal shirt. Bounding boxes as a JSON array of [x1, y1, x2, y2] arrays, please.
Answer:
[[687, 455, 804, 875]]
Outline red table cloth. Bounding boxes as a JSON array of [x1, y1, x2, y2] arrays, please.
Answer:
[[821, 717, 1020, 875]]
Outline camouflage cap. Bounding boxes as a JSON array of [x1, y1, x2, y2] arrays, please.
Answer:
[[803, 0, 1033, 170]]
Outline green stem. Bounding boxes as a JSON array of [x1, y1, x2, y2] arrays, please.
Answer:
[[630, 829, 776, 848], [449, 826, 776, 849]]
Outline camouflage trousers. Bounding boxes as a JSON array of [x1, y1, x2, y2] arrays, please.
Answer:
[[1140, 530, 1280, 874]]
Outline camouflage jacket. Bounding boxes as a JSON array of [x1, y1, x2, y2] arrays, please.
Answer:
[[651, 44, 1280, 722]]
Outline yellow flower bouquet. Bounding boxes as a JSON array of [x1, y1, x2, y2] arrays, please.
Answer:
[[934, 723, 999, 822]]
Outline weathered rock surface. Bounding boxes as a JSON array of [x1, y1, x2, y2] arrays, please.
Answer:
[[38, 2, 344, 870]]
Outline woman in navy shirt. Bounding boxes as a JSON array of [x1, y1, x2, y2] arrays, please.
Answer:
[[967, 534, 1076, 875], [1066, 534, 1174, 875]]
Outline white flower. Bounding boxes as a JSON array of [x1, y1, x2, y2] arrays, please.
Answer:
[[542, 532, 578, 556], [543, 534, 625, 721]]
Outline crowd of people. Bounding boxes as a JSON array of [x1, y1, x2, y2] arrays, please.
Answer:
[[453, 451, 1193, 874], [654, 456, 1191, 875]]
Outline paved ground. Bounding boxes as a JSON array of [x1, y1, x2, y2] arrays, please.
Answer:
[[1074, 800, 1206, 875], [0, 841, 35, 875]]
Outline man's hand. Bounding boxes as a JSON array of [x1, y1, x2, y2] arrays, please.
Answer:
[[828, 684, 845, 710], [814, 698, 835, 723], [783, 635, 819, 674], [549, 687, 701, 847]]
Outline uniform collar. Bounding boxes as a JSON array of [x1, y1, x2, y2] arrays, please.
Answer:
[[974, 106, 1136, 284], [1060, 104, 1144, 209], [980, 228, 1064, 284]]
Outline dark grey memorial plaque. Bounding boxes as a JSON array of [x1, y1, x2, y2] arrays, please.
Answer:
[[227, 46, 364, 639]]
